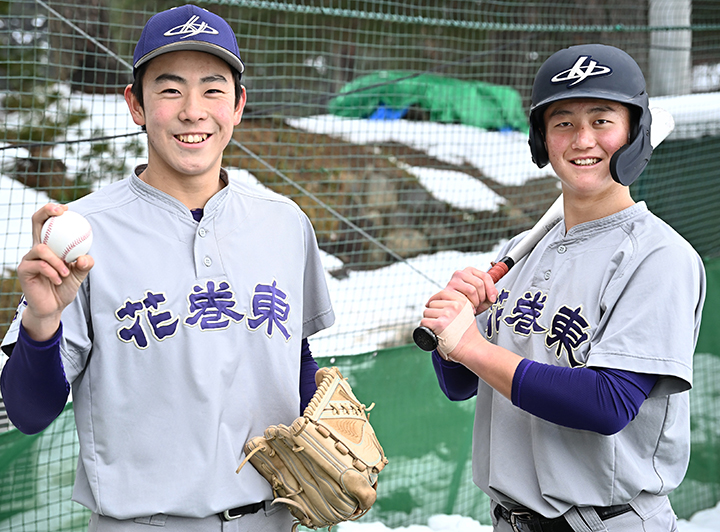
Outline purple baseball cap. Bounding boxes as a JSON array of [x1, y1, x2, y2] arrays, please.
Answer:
[[132, 4, 244, 76]]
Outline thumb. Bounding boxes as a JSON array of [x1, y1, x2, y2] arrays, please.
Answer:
[[69, 254, 94, 280]]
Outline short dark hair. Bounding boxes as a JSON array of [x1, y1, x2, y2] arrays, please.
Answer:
[[130, 60, 244, 110]]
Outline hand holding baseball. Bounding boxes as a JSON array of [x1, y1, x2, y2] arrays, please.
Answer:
[[41, 209, 93, 263], [16, 204, 95, 342]]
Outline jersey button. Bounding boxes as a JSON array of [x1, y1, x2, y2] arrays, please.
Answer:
[[199, 228, 207, 237], [203, 256, 212, 267], [558, 245, 567, 254], [544, 270, 551, 280]]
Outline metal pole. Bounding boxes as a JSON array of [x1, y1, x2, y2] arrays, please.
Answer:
[[649, 0, 692, 96]]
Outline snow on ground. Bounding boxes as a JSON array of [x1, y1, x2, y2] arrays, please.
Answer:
[[331, 502, 720, 532], [1, 91, 719, 530], [286, 115, 551, 187]]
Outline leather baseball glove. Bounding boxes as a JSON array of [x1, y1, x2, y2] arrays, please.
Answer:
[[237, 366, 388, 531]]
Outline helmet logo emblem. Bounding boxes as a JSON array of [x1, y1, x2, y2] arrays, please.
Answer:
[[164, 15, 219, 39], [550, 55, 612, 87]]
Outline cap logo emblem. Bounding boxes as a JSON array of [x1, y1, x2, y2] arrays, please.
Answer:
[[551, 55, 612, 87], [164, 15, 219, 39]]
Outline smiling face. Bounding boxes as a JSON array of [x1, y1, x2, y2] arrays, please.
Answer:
[[124, 50, 245, 192], [543, 98, 631, 202]]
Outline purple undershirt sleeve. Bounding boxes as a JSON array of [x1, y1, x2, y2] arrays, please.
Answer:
[[2, 329, 319, 429], [511, 358, 659, 435], [431, 348, 657, 434], [431, 350, 479, 401], [299, 338, 319, 413], [0, 323, 70, 435]]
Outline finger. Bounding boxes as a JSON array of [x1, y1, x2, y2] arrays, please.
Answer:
[[426, 290, 453, 306], [422, 296, 469, 327], [35, 244, 72, 278], [421, 303, 459, 324], [31, 203, 67, 245], [425, 296, 467, 321], [446, 271, 485, 309], [421, 306, 443, 320], [73, 254, 94, 271], [22, 244, 71, 278], [474, 270, 499, 305], [39, 261, 67, 286], [19, 254, 65, 286], [69, 255, 94, 281], [449, 268, 498, 310]]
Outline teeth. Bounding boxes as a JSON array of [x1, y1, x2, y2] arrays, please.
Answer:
[[573, 158, 600, 166], [177, 134, 208, 144]]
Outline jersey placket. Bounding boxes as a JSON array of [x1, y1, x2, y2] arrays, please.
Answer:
[[193, 221, 225, 278]]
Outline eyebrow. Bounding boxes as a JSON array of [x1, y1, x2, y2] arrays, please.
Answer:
[[153, 73, 230, 85], [547, 104, 618, 119]]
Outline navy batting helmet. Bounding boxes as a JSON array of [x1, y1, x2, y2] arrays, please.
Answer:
[[528, 44, 652, 186]]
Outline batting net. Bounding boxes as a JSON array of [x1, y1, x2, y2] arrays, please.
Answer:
[[0, 0, 719, 530]]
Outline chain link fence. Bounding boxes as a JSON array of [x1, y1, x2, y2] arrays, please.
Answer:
[[1, 0, 719, 529]]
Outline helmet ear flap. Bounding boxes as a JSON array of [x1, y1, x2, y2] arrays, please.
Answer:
[[609, 134, 651, 186], [609, 105, 652, 186], [529, 114, 549, 168]]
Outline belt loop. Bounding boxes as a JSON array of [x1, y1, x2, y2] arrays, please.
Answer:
[[134, 514, 169, 526], [263, 500, 282, 516], [564, 507, 608, 532]]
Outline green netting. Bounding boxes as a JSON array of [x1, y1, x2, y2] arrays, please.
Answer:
[[1, 0, 719, 529], [632, 135, 720, 259], [0, 405, 89, 531], [675, 259, 720, 515], [2, 269, 719, 531]]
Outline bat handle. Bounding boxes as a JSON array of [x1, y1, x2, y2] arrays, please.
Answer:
[[412, 257, 513, 352], [487, 260, 510, 283]]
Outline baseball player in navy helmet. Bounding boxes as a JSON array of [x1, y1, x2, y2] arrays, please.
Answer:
[[0, 5, 334, 531], [421, 44, 706, 531]]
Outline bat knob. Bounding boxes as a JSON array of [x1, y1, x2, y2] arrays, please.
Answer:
[[413, 326, 439, 352]]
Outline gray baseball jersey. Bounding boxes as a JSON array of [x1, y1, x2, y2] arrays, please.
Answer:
[[473, 202, 705, 517], [2, 168, 335, 519]]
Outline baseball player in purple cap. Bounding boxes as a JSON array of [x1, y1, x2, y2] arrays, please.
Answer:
[[420, 44, 706, 531], [1, 5, 334, 531]]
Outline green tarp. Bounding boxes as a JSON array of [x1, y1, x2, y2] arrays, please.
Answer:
[[328, 71, 529, 132]]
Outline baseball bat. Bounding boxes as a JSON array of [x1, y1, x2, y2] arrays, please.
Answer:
[[413, 106, 676, 352]]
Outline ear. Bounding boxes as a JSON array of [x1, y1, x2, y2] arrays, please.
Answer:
[[124, 84, 146, 127], [233, 85, 247, 126]]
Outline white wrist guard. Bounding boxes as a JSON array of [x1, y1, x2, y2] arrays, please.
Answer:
[[437, 299, 475, 361]]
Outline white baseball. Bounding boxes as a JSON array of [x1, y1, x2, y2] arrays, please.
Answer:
[[40, 210, 93, 263]]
